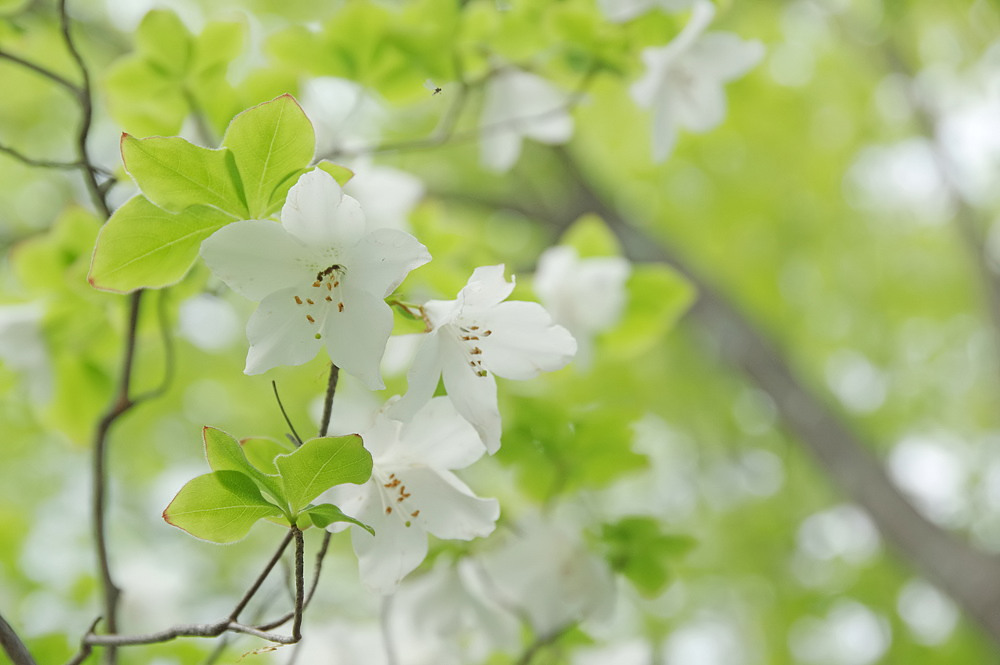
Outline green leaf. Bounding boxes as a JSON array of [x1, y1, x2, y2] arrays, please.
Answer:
[[304, 503, 374, 535], [315, 161, 355, 187], [121, 134, 248, 217], [88, 195, 235, 292], [163, 470, 283, 543], [240, 436, 295, 475], [105, 58, 188, 136], [275, 434, 372, 514], [604, 265, 694, 357], [135, 9, 192, 78], [600, 517, 695, 596], [560, 214, 622, 258], [203, 427, 287, 509], [222, 94, 315, 218]]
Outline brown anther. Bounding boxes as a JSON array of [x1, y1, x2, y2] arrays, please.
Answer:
[[477, 370, 488, 377], [333, 280, 340, 287], [327, 282, 334, 291], [294, 296, 303, 305], [306, 298, 315, 305], [312, 281, 321, 288], [397, 496, 405, 503], [325, 296, 333, 302], [470, 325, 479, 330], [385, 507, 392, 514], [338, 302, 344, 312], [306, 315, 316, 323], [461, 335, 478, 341], [482, 330, 492, 336], [471, 347, 482, 355], [411, 510, 420, 518]]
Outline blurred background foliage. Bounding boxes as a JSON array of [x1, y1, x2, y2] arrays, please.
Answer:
[[2, 0, 1000, 663]]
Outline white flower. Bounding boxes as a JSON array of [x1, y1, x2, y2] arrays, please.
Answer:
[[630, 0, 765, 161], [598, 0, 695, 23], [344, 158, 424, 232], [467, 512, 616, 638], [390, 265, 577, 453], [199, 168, 430, 388], [300, 76, 385, 156], [479, 67, 574, 172], [534, 246, 631, 367], [327, 397, 500, 594]]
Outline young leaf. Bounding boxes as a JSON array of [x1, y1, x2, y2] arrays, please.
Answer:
[[163, 470, 283, 543], [275, 435, 372, 514], [88, 195, 235, 292], [121, 134, 248, 217], [314, 161, 355, 187], [241, 436, 295, 475], [222, 94, 315, 218], [203, 427, 287, 509], [304, 503, 374, 535]]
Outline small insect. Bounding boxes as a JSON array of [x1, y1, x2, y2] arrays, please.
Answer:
[[424, 79, 442, 95], [316, 264, 343, 281]]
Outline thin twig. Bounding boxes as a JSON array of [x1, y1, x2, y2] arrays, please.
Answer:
[[318, 364, 340, 437], [0, 612, 38, 665], [272, 382, 304, 446], [0, 50, 80, 92], [291, 526, 305, 641], [83, 620, 297, 647], [90, 290, 143, 664], [58, 0, 110, 218], [228, 531, 294, 622], [252, 531, 332, 632], [64, 618, 101, 665], [0, 143, 82, 170], [132, 288, 177, 403]]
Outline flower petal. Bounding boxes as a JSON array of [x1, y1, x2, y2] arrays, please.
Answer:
[[321, 285, 393, 390], [244, 288, 324, 374], [689, 32, 765, 82], [200, 220, 312, 301], [397, 466, 499, 540], [458, 265, 515, 310], [395, 397, 487, 470], [281, 168, 366, 248], [389, 330, 446, 424], [441, 349, 502, 454], [479, 126, 523, 173], [349, 228, 431, 298], [477, 301, 577, 380], [348, 484, 429, 594]]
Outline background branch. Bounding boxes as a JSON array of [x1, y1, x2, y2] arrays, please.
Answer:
[[0, 613, 37, 665]]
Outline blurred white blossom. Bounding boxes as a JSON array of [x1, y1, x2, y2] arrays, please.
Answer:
[[630, 0, 764, 161], [479, 67, 574, 172]]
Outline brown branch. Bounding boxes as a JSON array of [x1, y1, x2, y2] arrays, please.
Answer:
[[0, 613, 38, 665], [319, 364, 340, 437], [435, 145, 1000, 645], [291, 526, 305, 641], [228, 531, 294, 622], [252, 532, 332, 632], [0, 50, 80, 93], [58, 0, 110, 219], [83, 619, 297, 647]]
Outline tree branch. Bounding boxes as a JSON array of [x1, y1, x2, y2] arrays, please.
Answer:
[[319, 364, 340, 437], [0, 612, 37, 665], [0, 50, 80, 93], [436, 145, 1000, 645]]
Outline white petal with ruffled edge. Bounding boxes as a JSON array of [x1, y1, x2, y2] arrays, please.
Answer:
[[199, 167, 430, 383]]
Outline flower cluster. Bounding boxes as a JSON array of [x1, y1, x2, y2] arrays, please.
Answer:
[[199, 166, 581, 591]]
